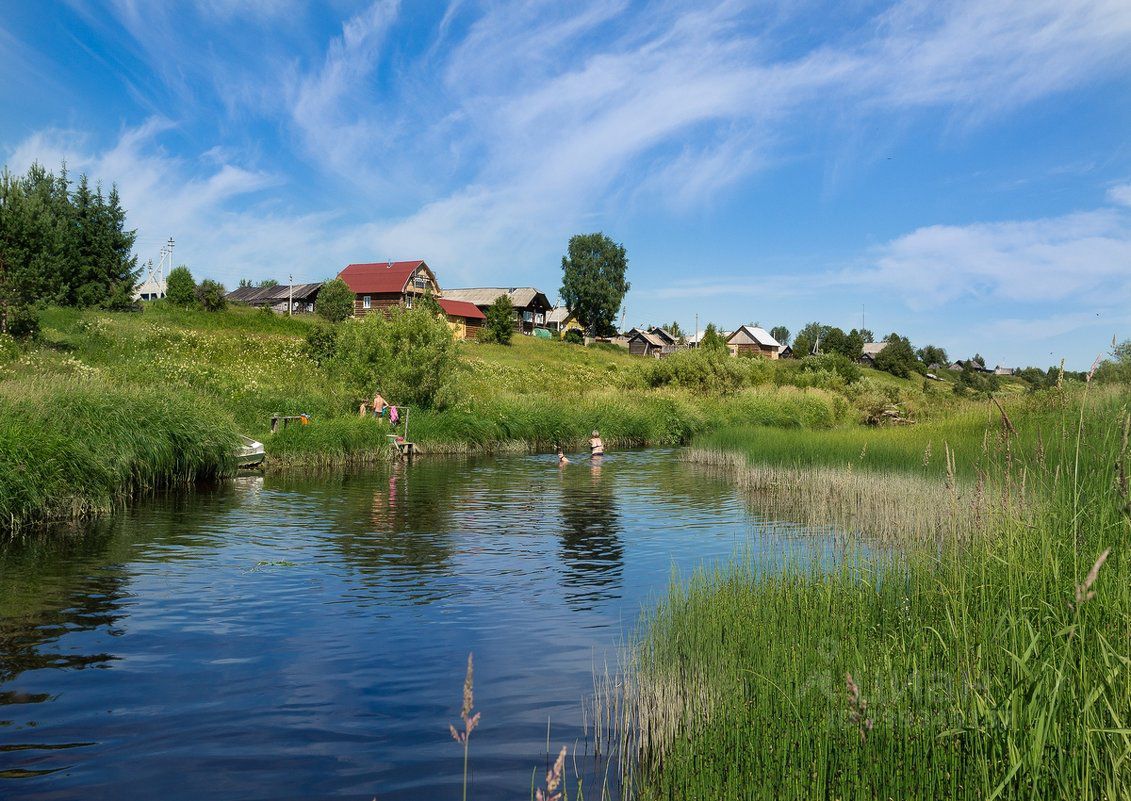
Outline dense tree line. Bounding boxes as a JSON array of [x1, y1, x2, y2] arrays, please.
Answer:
[[0, 163, 138, 336]]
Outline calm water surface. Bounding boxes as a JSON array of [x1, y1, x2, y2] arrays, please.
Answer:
[[0, 449, 840, 800]]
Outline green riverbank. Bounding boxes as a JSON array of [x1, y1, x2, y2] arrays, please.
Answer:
[[609, 388, 1131, 799], [1, 304, 861, 532]]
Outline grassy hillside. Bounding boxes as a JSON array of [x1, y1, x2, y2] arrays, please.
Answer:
[[1, 303, 874, 531]]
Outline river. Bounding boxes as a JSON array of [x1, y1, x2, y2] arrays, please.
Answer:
[[0, 449, 841, 800]]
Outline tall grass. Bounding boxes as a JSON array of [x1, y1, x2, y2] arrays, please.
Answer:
[[600, 389, 1131, 799], [0, 376, 239, 531]]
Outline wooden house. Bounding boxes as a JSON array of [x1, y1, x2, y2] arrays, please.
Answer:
[[778, 343, 794, 359], [627, 328, 667, 357], [437, 298, 486, 340], [648, 327, 681, 347], [859, 341, 888, 366], [440, 287, 552, 334], [227, 282, 323, 313], [338, 260, 440, 316], [725, 325, 781, 358], [546, 306, 582, 334]]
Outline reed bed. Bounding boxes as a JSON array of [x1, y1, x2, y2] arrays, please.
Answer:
[[0, 375, 240, 532], [597, 389, 1131, 800]]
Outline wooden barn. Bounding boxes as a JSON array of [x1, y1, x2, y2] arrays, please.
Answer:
[[338, 260, 440, 316], [725, 325, 781, 358], [440, 287, 552, 334], [437, 298, 486, 340], [226, 282, 323, 313], [859, 341, 888, 366], [626, 328, 667, 357]]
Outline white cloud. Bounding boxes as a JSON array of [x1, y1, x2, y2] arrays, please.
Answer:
[[1108, 183, 1131, 207], [843, 208, 1131, 308]]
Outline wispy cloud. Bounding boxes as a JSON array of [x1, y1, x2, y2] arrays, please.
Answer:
[[1108, 183, 1131, 207]]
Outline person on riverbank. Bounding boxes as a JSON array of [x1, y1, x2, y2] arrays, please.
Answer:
[[359, 390, 389, 418], [557, 446, 570, 466], [589, 430, 604, 457]]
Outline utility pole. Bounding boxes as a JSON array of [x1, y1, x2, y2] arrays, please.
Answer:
[[289, 273, 294, 316], [695, 312, 699, 346], [861, 304, 865, 335]]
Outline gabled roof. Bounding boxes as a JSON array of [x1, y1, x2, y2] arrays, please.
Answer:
[[442, 287, 551, 309], [861, 341, 888, 357], [628, 329, 665, 348], [338, 260, 435, 294], [648, 326, 678, 344], [546, 307, 574, 324], [437, 298, 486, 320], [725, 325, 781, 348]]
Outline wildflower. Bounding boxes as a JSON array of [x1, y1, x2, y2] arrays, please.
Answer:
[[536, 745, 567, 801], [449, 652, 480, 801], [1075, 548, 1111, 608]]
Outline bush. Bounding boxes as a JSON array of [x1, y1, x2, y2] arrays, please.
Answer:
[[482, 294, 515, 345], [331, 304, 461, 409], [563, 328, 584, 345], [166, 265, 196, 306], [316, 278, 355, 323], [638, 349, 768, 395], [195, 279, 227, 312], [798, 353, 861, 384], [873, 334, 918, 378], [305, 322, 338, 366], [4, 303, 41, 340]]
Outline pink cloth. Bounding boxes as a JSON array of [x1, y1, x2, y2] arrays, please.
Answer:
[[389, 406, 399, 425]]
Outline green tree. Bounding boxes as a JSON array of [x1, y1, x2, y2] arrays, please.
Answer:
[[259, 278, 279, 287], [195, 279, 227, 312], [560, 232, 630, 336], [332, 304, 461, 409], [792, 322, 825, 357], [700, 323, 728, 353], [166, 265, 196, 306], [769, 325, 790, 346], [563, 328, 584, 345], [316, 277, 355, 323], [664, 321, 685, 339], [873, 333, 918, 378], [917, 345, 948, 367], [1093, 339, 1131, 384], [482, 293, 515, 345]]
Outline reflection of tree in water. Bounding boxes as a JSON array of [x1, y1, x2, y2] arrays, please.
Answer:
[[558, 460, 623, 610], [320, 459, 474, 584]]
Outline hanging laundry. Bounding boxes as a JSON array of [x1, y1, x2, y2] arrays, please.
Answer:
[[389, 406, 399, 425]]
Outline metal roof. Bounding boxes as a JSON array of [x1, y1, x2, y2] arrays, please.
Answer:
[[437, 298, 486, 320], [442, 287, 550, 309], [725, 325, 781, 348], [338, 261, 433, 294]]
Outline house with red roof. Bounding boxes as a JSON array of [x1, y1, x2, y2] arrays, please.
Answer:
[[337, 260, 440, 315], [336, 259, 485, 339]]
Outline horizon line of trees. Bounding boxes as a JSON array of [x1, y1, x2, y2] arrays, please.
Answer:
[[1, 162, 139, 337]]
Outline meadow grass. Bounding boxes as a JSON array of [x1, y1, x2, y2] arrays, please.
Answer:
[[601, 387, 1131, 800], [0, 375, 240, 531]]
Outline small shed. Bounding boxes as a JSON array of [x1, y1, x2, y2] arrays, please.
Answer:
[[627, 328, 666, 357]]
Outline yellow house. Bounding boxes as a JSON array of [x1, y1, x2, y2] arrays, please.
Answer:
[[546, 307, 582, 334]]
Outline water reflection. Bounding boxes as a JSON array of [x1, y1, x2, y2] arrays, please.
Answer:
[[0, 449, 842, 800], [557, 457, 623, 611]]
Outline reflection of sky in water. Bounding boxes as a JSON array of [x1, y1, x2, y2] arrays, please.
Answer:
[[0, 450, 845, 799]]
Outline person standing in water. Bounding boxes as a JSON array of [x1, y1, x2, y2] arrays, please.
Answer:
[[589, 429, 605, 457], [557, 446, 570, 466]]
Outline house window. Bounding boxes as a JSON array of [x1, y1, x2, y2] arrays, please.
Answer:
[[413, 277, 427, 290], [405, 297, 414, 309], [363, 296, 371, 309]]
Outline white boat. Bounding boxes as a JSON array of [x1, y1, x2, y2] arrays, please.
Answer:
[[236, 436, 266, 468]]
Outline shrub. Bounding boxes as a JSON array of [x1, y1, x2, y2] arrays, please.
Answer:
[[331, 304, 461, 409], [195, 279, 227, 312], [798, 353, 861, 384], [5, 303, 41, 340], [482, 294, 515, 345], [166, 265, 196, 306], [316, 278, 355, 323], [305, 322, 338, 366], [873, 334, 918, 378], [563, 328, 584, 345], [638, 349, 757, 395]]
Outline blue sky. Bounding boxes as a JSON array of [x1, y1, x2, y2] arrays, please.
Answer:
[[3, 1, 1130, 368]]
